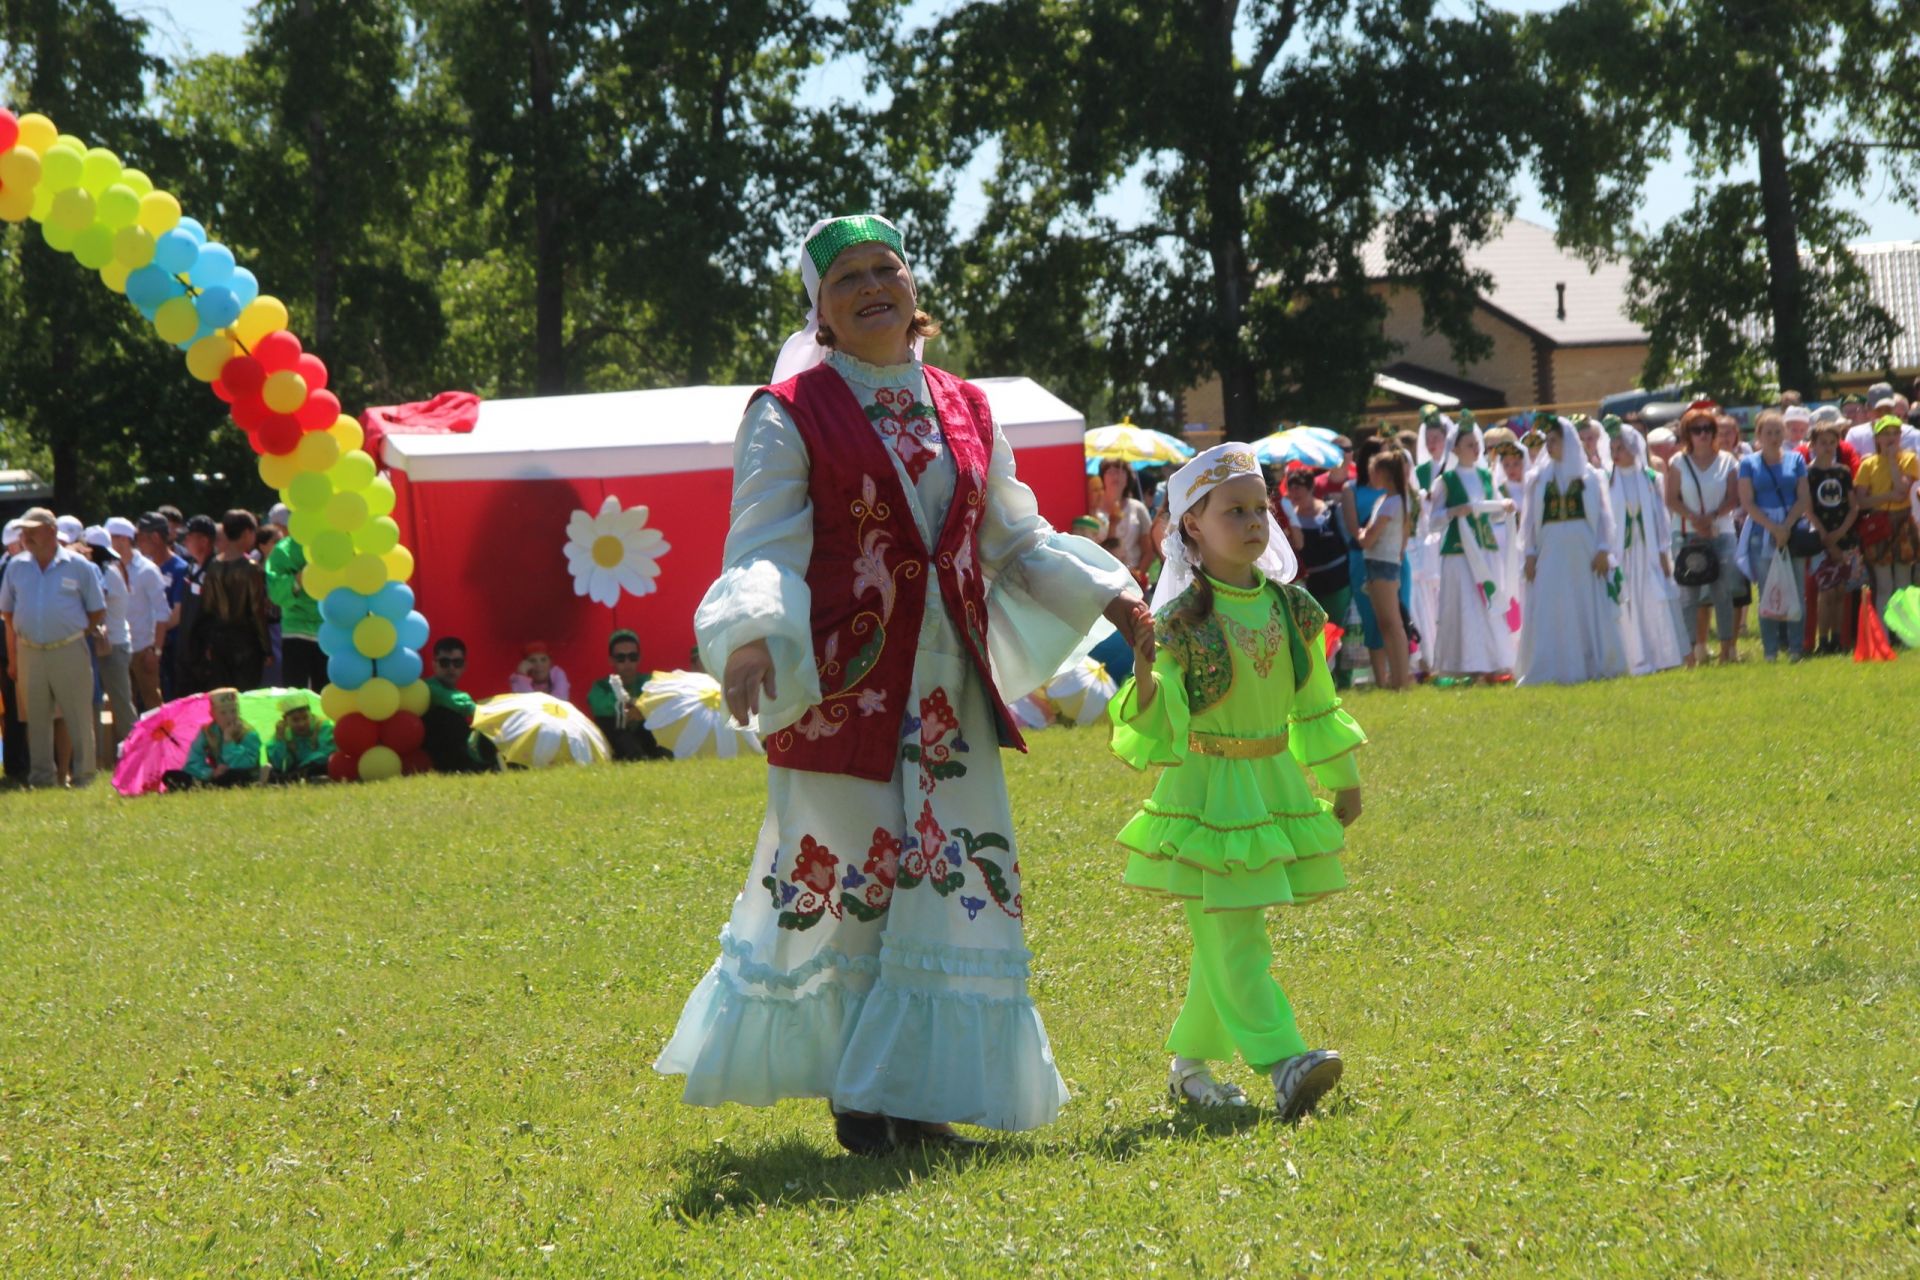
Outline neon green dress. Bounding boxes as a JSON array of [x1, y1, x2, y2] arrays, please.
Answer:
[[1109, 574, 1366, 912]]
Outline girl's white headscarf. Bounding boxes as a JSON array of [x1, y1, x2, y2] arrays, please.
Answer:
[[770, 214, 925, 384], [1149, 443, 1299, 614]]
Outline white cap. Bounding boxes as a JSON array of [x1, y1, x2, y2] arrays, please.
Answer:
[[83, 525, 116, 553], [1782, 405, 1811, 423], [104, 515, 138, 539], [1647, 427, 1677, 446], [2, 520, 20, 546], [267, 503, 291, 529], [1811, 405, 1842, 426], [55, 514, 83, 544]]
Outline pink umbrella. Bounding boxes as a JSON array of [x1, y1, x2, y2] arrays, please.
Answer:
[[113, 693, 212, 797]]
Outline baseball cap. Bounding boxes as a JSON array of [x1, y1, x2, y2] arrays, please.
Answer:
[[1868, 381, 1894, 401], [267, 503, 291, 529], [137, 511, 171, 536], [105, 515, 138, 539], [3, 520, 21, 546], [185, 514, 218, 537], [1782, 405, 1810, 424], [83, 526, 120, 559], [55, 514, 82, 544]]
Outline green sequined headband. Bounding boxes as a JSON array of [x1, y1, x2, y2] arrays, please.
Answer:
[[805, 216, 907, 278]]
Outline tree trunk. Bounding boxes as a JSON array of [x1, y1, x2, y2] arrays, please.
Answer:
[[1754, 92, 1811, 395], [296, 0, 336, 352], [1198, 0, 1260, 439], [523, 0, 566, 394]]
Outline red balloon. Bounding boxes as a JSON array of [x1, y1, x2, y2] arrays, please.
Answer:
[[210, 378, 236, 404], [231, 396, 274, 433], [327, 752, 359, 783], [335, 713, 379, 756], [254, 329, 303, 372], [219, 354, 266, 398], [401, 749, 432, 777], [294, 353, 328, 392], [242, 427, 264, 455], [295, 388, 341, 431], [258, 415, 302, 456], [0, 109, 18, 153], [378, 710, 425, 753]]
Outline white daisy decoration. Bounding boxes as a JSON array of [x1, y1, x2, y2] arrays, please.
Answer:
[[563, 495, 669, 606], [637, 669, 763, 760], [1044, 655, 1118, 726]]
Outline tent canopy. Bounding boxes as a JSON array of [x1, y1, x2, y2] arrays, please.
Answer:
[[379, 377, 1085, 483]]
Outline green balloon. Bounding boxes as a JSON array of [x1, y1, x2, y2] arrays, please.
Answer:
[[287, 470, 333, 511], [1885, 585, 1920, 648]]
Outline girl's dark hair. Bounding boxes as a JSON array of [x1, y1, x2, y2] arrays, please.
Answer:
[[817, 309, 941, 350], [1176, 494, 1215, 623]]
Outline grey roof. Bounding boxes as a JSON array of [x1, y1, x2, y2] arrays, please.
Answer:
[[1855, 241, 1920, 369], [1366, 216, 1647, 346]]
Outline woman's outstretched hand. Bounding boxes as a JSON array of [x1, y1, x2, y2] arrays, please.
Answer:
[[1104, 594, 1154, 664], [723, 639, 777, 726]]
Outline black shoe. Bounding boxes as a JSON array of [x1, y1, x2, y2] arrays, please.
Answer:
[[892, 1118, 989, 1152], [831, 1107, 900, 1157]]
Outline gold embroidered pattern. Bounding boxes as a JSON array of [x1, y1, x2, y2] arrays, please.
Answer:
[[1186, 730, 1290, 759], [1182, 449, 1258, 498], [1219, 603, 1285, 679]]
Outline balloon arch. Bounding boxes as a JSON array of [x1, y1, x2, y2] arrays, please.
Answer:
[[0, 107, 429, 781]]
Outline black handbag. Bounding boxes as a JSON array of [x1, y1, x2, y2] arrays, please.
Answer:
[[1673, 456, 1720, 588]]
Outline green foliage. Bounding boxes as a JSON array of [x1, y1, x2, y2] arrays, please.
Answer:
[[4, 661, 1918, 1274]]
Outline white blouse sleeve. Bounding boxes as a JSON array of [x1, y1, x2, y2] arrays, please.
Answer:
[[1586, 466, 1618, 561], [691, 394, 822, 735], [976, 422, 1135, 700], [1520, 471, 1547, 558]]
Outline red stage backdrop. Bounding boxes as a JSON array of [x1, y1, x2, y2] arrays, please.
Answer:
[[370, 378, 1087, 703]]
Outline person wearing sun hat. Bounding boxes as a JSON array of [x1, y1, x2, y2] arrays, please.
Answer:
[[0, 508, 108, 787], [658, 213, 1148, 1155], [1852, 414, 1920, 624]]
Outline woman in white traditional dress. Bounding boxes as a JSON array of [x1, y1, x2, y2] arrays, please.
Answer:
[[1608, 428, 1685, 675], [1516, 417, 1628, 686], [1407, 408, 1450, 679], [1425, 418, 1516, 681], [656, 215, 1145, 1154]]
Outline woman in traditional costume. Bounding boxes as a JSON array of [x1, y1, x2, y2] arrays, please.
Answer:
[[656, 215, 1145, 1154], [1424, 416, 1516, 682], [1608, 427, 1685, 675], [1516, 417, 1628, 686], [1107, 443, 1366, 1120], [1407, 408, 1451, 680]]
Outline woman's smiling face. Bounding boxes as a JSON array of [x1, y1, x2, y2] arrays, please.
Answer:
[[819, 241, 914, 358]]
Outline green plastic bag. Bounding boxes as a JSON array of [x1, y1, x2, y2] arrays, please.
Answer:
[[1884, 586, 1920, 649]]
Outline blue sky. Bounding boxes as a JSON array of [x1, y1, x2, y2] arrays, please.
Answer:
[[141, 0, 1919, 245]]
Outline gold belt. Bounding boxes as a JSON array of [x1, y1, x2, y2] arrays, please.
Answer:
[[1187, 730, 1289, 759], [19, 631, 84, 652]]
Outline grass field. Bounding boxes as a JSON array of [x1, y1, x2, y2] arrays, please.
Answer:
[[3, 657, 1919, 1277]]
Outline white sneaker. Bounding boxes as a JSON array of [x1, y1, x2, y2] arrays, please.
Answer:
[[1167, 1059, 1250, 1110], [1270, 1049, 1342, 1122]]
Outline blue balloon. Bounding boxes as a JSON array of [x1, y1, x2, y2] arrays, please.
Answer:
[[326, 650, 374, 691], [134, 298, 159, 322], [175, 216, 208, 245], [196, 286, 242, 330], [370, 582, 414, 621], [316, 620, 356, 657], [397, 610, 430, 652], [376, 646, 423, 687], [228, 266, 259, 307], [320, 587, 373, 627], [125, 264, 175, 307], [189, 241, 235, 289], [153, 228, 199, 275]]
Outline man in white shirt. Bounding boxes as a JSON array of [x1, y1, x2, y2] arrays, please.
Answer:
[[108, 516, 171, 711], [83, 526, 137, 754], [1844, 398, 1920, 460]]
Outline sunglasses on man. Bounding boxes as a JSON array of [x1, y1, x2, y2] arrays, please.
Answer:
[[435, 655, 466, 668], [612, 650, 641, 662]]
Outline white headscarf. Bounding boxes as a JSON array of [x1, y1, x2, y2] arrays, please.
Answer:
[[1149, 443, 1299, 614], [1428, 413, 1487, 523], [1414, 406, 1454, 478], [771, 214, 924, 384]]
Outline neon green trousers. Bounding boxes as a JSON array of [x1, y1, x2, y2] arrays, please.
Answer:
[[1165, 902, 1308, 1070]]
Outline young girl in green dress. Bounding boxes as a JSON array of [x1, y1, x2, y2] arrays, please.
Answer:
[[1109, 443, 1367, 1121]]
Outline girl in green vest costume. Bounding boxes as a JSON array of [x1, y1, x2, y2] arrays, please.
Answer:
[[1424, 415, 1517, 681], [1108, 443, 1367, 1122]]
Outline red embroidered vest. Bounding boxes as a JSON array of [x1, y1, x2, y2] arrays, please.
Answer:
[[755, 362, 1022, 782]]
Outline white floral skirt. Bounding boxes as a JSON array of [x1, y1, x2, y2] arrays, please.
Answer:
[[655, 641, 1068, 1130]]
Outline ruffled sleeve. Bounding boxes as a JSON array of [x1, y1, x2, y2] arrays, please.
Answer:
[[1107, 646, 1191, 771], [1287, 627, 1365, 791], [977, 421, 1135, 699], [692, 393, 822, 736]]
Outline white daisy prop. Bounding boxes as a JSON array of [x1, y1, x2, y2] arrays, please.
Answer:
[[563, 495, 669, 606], [637, 669, 764, 760], [1043, 655, 1118, 726], [471, 693, 612, 768]]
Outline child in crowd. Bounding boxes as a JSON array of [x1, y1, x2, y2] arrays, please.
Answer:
[[268, 697, 335, 782], [509, 640, 570, 702], [163, 688, 262, 791], [1108, 443, 1367, 1122]]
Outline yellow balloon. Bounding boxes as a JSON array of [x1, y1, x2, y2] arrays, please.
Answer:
[[381, 544, 415, 584], [186, 334, 236, 382], [303, 564, 345, 600], [98, 260, 131, 293], [48, 133, 86, 154], [357, 679, 401, 722], [353, 615, 397, 659], [293, 430, 341, 474], [327, 415, 365, 454], [0, 186, 33, 224], [320, 682, 359, 723], [343, 554, 386, 597], [359, 745, 402, 781], [15, 114, 57, 155], [234, 295, 289, 346], [259, 452, 301, 492], [325, 489, 369, 533], [262, 369, 308, 414], [39, 145, 82, 192], [30, 185, 53, 223], [154, 296, 200, 345], [0, 146, 42, 191], [112, 224, 154, 268], [135, 189, 181, 236], [49, 185, 94, 232], [41, 220, 78, 253], [119, 168, 155, 198], [364, 475, 397, 519], [398, 679, 431, 717]]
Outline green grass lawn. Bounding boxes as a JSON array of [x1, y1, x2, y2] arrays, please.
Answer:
[[3, 657, 1918, 1277]]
